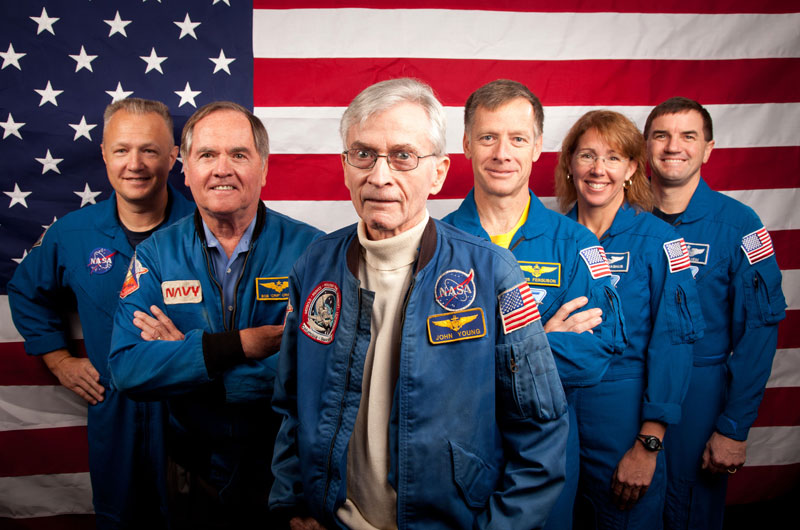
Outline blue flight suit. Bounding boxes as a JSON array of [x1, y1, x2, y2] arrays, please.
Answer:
[[270, 219, 568, 529], [653, 179, 786, 530], [443, 189, 627, 529], [567, 203, 704, 529], [7, 186, 194, 529], [109, 203, 321, 519]]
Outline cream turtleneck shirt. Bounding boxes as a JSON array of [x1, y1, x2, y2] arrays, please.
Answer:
[[336, 213, 429, 530]]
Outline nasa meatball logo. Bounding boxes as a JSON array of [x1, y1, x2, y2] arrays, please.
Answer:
[[434, 268, 476, 311], [300, 281, 341, 344], [87, 247, 116, 275]]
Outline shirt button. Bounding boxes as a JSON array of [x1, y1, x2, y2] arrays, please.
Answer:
[[227, 305, 233, 312], [226, 268, 232, 274]]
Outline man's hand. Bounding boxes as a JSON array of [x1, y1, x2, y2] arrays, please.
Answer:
[[610, 441, 657, 510], [543, 296, 602, 334], [702, 431, 746, 474], [289, 516, 326, 530], [43, 349, 104, 405], [133, 305, 185, 341], [240, 325, 284, 359]]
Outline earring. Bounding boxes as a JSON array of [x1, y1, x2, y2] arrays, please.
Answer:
[[624, 178, 632, 189], [567, 174, 573, 181]]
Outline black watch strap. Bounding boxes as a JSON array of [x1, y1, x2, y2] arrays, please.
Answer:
[[636, 434, 664, 452]]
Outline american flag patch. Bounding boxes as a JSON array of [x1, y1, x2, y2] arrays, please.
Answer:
[[741, 227, 775, 265], [579, 246, 611, 279], [663, 238, 691, 273], [498, 282, 541, 334]]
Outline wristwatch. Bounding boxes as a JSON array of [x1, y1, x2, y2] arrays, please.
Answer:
[[636, 434, 664, 452]]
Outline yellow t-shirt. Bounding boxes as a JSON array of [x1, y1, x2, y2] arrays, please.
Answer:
[[490, 197, 531, 249]]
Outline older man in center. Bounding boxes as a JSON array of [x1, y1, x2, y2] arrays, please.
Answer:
[[109, 101, 321, 526], [270, 78, 568, 529]]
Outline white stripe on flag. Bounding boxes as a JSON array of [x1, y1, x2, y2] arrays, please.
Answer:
[[766, 349, 800, 388], [0, 386, 87, 432], [253, 10, 800, 60], [0, 473, 93, 518], [745, 426, 800, 466]]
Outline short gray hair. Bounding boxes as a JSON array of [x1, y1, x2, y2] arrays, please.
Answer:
[[340, 78, 447, 156], [181, 101, 269, 161], [103, 98, 174, 141]]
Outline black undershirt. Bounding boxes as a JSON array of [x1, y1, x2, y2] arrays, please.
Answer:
[[652, 207, 683, 226]]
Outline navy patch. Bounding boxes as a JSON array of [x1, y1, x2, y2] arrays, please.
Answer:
[[162, 280, 202, 304], [519, 261, 561, 287], [605, 252, 629, 273], [256, 277, 289, 301], [530, 288, 547, 305], [428, 308, 486, 344], [434, 269, 476, 311], [87, 247, 116, 275], [686, 242, 709, 265], [300, 281, 341, 344]]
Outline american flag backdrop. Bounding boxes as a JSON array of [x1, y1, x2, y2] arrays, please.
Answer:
[[1, 0, 798, 525]]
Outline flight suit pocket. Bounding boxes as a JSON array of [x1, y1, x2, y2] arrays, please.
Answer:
[[744, 268, 786, 328], [450, 440, 499, 509], [667, 278, 706, 345]]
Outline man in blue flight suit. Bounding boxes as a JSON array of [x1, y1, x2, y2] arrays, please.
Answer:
[[270, 78, 568, 529], [109, 101, 321, 528], [645, 97, 786, 530], [442, 79, 627, 529], [8, 98, 194, 529]]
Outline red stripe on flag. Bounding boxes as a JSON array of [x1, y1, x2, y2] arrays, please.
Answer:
[[771, 230, 800, 270], [752, 387, 800, 427], [726, 463, 800, 504], [0, 426, 88, 477], [254, 58, 800, 107], [0, 514, 96, 530], [777, 311, 800, 350], [254, 1, 799, 15], [0, 340, 87, 386], [263, 148, 800, 200]]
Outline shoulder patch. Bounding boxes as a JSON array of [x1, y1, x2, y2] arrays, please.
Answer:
[[579, 246, 611, 279], [300, 281, 341, 344], [32, 227, 49, 248], [605, 252, 629, 273], [434, 269, 476, 311], [498, 282, 541, 334], [663, 238, 691, 273], [519, 261, 561, 286], [428, 308, 486, 344], [685, 242, 710, 265], [120, 254, 149, 299], [741, 227, 774, 265], [256, 277, 289, 301], [162, 280, 202, 304]]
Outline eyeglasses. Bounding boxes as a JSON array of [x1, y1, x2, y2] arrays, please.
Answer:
[[574, 152, 629, 170], [343, 148, 436, 172]]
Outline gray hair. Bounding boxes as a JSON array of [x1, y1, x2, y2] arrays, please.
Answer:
[[464, 79, 544, 138], [340, 78, 447, 156], [181, 101, 269, 161], [103, 98, 174, 141]]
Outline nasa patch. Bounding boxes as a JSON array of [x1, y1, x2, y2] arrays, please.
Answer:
[[300, 281, 341, 345], [427, 308, 486, 345], [120, 255, 149, 299], [162, 280, 202, 305], [434, 269, 476, 311], [519, 261, 561, 287], [685, 242, 709, 265], [605, 252, 629, 273], [256, 277, 289, 301], [87, 247, 116, 275]]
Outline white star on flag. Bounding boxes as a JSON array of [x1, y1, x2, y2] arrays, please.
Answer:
[[30, 7, 59, 36], [106, 82, 133, 102], [34, 81, 63, 107], [0, 43, 26, 70], [174, 13, 201, 40], [210, 49, 235, 74], [12, 249, 29, 264], [68, 116, 97, 141], [43, 216, 58, 230], [1, 114, 25, 140], [69, 46, 98, 72], [104, 11, 132, 38], [175, 82, 201, 107], [35, 150, 63, 174], [213, 0, 231, 5], [74, 183, 102, 207], [4, 183, 32, 208], [140, 48, 167, 74]]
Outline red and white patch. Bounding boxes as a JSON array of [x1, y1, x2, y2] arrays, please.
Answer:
[[300, 281, 341, 344], [161, 280, 202, 304], [741, 227, 775, 265]]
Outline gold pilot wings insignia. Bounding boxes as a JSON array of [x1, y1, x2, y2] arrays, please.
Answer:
[[518, 261, 561, 287], [427, 308, 486, 345], [255, 277, 290, 301]]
